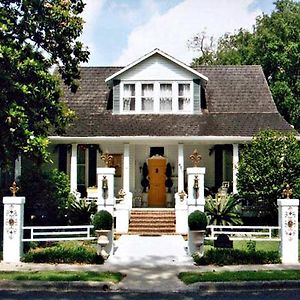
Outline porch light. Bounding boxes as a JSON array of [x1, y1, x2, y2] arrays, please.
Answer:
[[102, 176, 108, 193], [193, 175, 199, 199]]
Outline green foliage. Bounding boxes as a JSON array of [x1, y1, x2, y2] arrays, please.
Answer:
[[67, 199, 97, 225], [190, 0, 300, 130], [179, 270, 300, 284], [205, 195, 243, 226], [22, 241, 103, 264], [193, 248, 281, 266], [0, 0, 89, 167], [0, 271, 123, 283], [238, 130, 300, 223], [19, 167, 71, 225], [92, 210, 113, 230], [246, 240, 257, 253], [188, 210, 208, 230]]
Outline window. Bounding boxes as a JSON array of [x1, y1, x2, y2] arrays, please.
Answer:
[[123, 84, 135, 111], [141, 83, 154, 111], [178, 83, 191, 111], [160, 84, 172, 112]]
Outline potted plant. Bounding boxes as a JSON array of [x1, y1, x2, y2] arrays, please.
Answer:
[[188, 210, 208, 256], [92, 210, 113, 259]]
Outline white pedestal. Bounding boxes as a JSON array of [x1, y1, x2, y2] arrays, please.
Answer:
[[97, 168, 115, 215], [277, 199, 299, 264], [3, 197, 25, 262], [187, 167, 206, 213], [115, 202, 130, 234], [175, 192, 188, 234]]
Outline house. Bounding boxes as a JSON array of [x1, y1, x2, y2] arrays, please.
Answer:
[[49, 48, 294, 209]]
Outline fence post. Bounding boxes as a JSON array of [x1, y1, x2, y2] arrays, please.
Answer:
[[3, 195, 25, 262], [277, 198, 299, 264]]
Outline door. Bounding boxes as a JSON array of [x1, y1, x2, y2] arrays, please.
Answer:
[[148, 157, 166, 207]]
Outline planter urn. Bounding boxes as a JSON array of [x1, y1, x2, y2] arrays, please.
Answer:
[[95, 229, 111, 260]]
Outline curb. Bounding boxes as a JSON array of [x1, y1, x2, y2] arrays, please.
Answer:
[[0, 280, 117, 292], [189, 280, 300, 292]]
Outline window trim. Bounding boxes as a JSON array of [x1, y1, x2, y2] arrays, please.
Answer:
[[119, 80, 194, 114]]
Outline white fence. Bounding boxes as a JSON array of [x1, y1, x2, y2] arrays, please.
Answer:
[[206, 225, 280, 241], [22, 225, 95, 242]]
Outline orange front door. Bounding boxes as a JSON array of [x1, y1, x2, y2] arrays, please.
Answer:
[[148, 157, 166, 207]]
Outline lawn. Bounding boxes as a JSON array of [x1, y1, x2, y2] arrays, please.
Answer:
[[205, 240, 300, 257], [0, 271, 123, 283], [178, 270, 300, 285]]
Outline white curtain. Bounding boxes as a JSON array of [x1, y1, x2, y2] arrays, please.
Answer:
[[123, 84, 135, 111], [160, 84, 172, 111], [142, 84, 154, 111], [178, 84, 190, 111]]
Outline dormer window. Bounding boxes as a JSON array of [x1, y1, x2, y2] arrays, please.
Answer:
[[142, 83, 154, 111], [123, 84, 135, 111], [119, 81, 195, 114], [160, 83, 172, 112], [178, 83, 191, 111]]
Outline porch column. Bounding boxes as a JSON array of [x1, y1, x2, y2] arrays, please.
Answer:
[[232, 144, 239, 194], [14, 155, 21, 181], [178, 143, 184, 192], [70, 144, 77, 192], [123, 143, 130, 193]]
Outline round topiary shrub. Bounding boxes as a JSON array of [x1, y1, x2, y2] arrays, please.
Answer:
[[92, 210, 113, 230], [188, 210, 208, 230]]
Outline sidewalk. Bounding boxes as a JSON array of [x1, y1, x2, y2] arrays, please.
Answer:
[[0, 235, 300, 292]]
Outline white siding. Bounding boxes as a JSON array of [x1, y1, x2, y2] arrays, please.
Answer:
[[119, 54, 195, 81]]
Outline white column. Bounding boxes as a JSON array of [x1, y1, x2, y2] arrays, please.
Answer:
[[3, 196, 25, 262], [277, 199, 299, 264], [187, 167, 206, 213], [123, 144, 130, 193], [232, 144, 239, 194], [70, 144, 77, 192], [178, 143, 184, 192], [14, 155, 22, 181]]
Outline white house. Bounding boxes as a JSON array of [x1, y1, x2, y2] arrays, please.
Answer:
[[47, 49, 294, 233]]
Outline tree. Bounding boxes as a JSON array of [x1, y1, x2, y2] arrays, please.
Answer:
[[190, 0, 300, 130], [0, 0, 89, 167], [237, 130, 300, 223]]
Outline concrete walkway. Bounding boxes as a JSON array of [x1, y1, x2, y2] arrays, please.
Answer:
[[0, 234, 300, 292]]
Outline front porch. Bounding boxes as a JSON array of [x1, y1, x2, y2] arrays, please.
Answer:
[[51, 140, 240, 208]]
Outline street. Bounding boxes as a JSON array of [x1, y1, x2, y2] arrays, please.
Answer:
[[0, 288, 300, 300]]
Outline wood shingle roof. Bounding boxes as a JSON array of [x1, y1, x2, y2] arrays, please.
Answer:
[[60, 65, 294, 138]]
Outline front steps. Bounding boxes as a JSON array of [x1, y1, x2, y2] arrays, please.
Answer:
[[128, 209, 176, 235]]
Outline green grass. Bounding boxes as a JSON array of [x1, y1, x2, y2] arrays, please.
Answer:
[[178, 270, 300, 285], [0, 271, 123, 283]]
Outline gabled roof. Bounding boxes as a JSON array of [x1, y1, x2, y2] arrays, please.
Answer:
[[105, 48, 209, 83], [57, 65, 296, 140]]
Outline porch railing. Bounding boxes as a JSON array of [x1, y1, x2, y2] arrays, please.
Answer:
[[205, 225, 280, 241], [22, 225, 95, 242]]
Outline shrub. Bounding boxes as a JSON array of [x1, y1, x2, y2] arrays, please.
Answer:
[[205, 195, 243, 226], [19, 167, 71, 225], [188, 210, 208, 230], [22, 241, 104, 264], [193, 248, 280, 265], [92, 210, 113, 230], [67, 199, 97, 225]]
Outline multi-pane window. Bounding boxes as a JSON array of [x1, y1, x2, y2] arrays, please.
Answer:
[[160, 83, 172, 112], [123, 84, 135, 111], [141, 83, 154, 111], [178, 83, 191, 111]]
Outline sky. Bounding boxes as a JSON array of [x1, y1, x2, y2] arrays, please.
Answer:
[[80, 0, 276, 67]]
